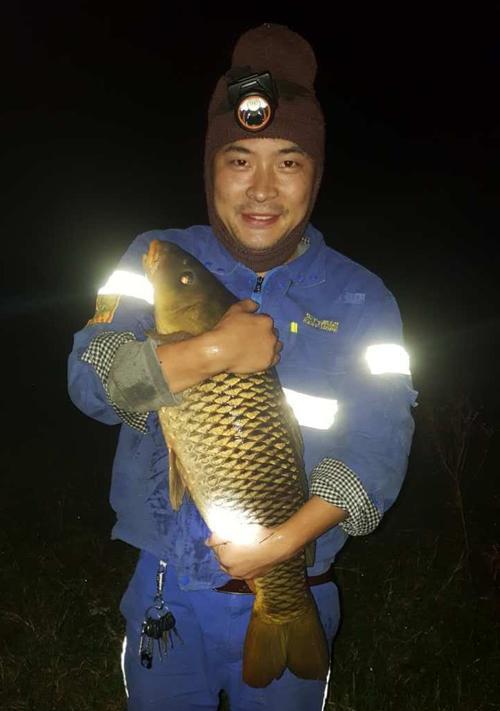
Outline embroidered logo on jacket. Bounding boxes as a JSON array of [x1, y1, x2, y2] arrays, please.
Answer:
[[303, 313, 339, 332], [86, 294, 121, 326]]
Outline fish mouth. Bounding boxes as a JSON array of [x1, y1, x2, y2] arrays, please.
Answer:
[[144, 239, 166, 278]]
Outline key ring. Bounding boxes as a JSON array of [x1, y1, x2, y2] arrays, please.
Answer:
[[138, 560, 182, 669]]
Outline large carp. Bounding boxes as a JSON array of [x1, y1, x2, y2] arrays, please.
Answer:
[[143, 239, 329, 688]]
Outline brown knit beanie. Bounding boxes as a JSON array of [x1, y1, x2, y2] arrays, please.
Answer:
[[204, 23, 325, 272]]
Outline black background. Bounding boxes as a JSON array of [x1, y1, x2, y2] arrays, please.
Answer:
[[1, 1, 499, 464]]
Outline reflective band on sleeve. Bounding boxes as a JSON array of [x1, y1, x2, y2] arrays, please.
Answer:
[[365, 344, 411, 375], [282, 387, 338, 430], [98, 270, 154, 304]]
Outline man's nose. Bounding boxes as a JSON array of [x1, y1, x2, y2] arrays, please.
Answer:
[[246, 166, 279, 202]]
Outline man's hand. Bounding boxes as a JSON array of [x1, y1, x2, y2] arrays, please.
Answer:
[[206, 497, 349, 580], [205, 525, 289, 580], [156, 299, 282, 393], [210, 299, 283, 374]]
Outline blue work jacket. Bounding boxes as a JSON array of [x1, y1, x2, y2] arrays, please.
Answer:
[[68, 223, 417, 590]]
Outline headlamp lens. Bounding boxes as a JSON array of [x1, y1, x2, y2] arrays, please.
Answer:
[[236, 94, 273, 131], [227, 71, 277, 132]]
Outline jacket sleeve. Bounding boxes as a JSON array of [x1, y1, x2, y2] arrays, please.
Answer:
[[310, 287, 417, 535], [67, 231, 168, 430]]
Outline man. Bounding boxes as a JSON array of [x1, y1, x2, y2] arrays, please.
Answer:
[[68, 23, 417, 711]]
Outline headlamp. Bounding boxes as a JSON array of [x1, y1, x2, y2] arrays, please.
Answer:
[[227, 70, 278, 132]]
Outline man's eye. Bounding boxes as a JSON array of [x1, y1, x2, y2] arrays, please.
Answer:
[[230, 159, 247, 167], [282, 160, 299, 168]]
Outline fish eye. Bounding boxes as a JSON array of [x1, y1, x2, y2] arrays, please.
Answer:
[[179, 271, 194, 285]]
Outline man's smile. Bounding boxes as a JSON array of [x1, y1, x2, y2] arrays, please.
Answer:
[[240, 213, 281, 228]]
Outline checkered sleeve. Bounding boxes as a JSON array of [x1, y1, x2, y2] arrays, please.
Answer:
[[310, 458, 382, 536], [81, 331, 149, 433]]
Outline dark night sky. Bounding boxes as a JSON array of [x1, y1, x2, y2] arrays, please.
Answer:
[[1, 2, 499, 417]]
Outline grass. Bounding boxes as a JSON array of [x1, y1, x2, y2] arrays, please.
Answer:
[[0, 529, 134, 711], [326, 532, 500, 711], [2, 508, 498, 710]]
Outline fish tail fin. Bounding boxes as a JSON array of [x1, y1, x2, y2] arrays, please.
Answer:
[[243, 610, 287, 688], [285, 599, 330, 681], [243, 598, 329, 688]]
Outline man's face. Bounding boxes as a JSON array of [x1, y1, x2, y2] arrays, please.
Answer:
[[213, 138, 315, 252]]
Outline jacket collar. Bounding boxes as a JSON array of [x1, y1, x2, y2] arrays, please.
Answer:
[[198, 223, 327, 290]]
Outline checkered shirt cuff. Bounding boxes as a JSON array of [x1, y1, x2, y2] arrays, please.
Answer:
[[81, 331, 149, 433], [310, 458, 382, 536]]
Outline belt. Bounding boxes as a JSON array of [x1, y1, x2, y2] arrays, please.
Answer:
[[214, 564, 334, 594]]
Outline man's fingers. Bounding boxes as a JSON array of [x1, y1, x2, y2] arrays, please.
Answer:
[[205, 532, 229, 547], [237, 298, 259, 312], [272, 341, 283, 366]]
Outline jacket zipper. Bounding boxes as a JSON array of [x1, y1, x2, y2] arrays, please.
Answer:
[[253, 275, 264, 293], [252, 275, 264, 307]]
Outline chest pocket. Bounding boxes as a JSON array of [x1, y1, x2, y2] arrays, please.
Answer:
[[276, 317, 348, 376]]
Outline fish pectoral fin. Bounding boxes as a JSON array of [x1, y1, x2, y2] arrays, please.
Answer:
[[165, 439, 187, 511], [157, 409, 190, 510]]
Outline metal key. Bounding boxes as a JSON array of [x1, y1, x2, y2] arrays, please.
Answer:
[[138, 561, 182, 668], [139, 619, 154, 669]]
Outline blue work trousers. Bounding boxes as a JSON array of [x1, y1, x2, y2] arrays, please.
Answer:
[[120, 551, 340, 710]]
